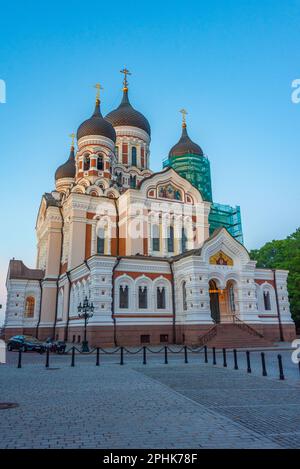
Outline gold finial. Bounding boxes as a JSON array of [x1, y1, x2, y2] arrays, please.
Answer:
[[180, 109, 188, 127], [69, 132, 75, 147], [120, 67, 131, 90], [94, 83, 103, 101]]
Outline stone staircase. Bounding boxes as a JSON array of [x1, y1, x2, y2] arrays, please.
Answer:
[[199, 323, 273, 349]]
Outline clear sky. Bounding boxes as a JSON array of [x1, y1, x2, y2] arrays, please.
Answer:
[[0, 0, 300, 325]]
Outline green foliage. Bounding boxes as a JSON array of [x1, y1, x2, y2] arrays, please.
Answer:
[[250, 228, 300, 323]]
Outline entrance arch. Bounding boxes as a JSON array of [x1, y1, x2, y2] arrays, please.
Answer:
[[209, 279, 239, 323]]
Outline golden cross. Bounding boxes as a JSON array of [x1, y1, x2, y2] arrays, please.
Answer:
[[180, 108, 188, 125], [69, 133, 75, 146], [94, 83, 103, 100], [120, 67, 131, 89]]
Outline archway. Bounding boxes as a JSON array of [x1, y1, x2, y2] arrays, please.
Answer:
[[209, 280, 220, 323], [209, 279, 238, 323]]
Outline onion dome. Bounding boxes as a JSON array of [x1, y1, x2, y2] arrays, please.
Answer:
[[105, 88, 151, 136], [77, 98, 116, 142], [55, 146, 76, 180], [169, 112, 203, 157]]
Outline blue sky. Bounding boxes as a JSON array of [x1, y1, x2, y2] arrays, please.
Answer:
[[0, 0, 300, 324]]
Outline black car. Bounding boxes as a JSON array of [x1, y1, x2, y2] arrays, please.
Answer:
[[43, 337, 66, 354], [7, 335, 46, 353]]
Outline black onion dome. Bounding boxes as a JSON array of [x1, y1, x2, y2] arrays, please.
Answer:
[[77, 99, 116, 142], [105, 89, 151, 135], [169, 125, 203, 157], [55, 146, 76, 180]]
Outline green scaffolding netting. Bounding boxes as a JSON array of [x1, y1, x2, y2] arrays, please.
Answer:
[[163, 153, 244, 244]]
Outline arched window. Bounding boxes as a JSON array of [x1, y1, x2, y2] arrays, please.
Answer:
[[157, 287, 166, 309], [97, 228, 105, 254], [138, 286, 147, 309], [119, 285, 129, 309], [152, 224, 160, 252], [24, 296, 35, 318], [229, 284, 235, 312], [97, 155, 103, 170], [84, 155, 90, 171], [167, 225, 174, 253], [116, 172, 122, 186], [263, 291, 271, 311], [181, 227, 187, 253], [182, 282, 187, 311], [130, 174, 136, 188], [131, 147, 137, 166]]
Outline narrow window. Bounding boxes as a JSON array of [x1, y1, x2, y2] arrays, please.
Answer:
[[24, 296, 35, 318], [84, 155, 90, 171], [263, 291, 271, 311], [138, 286, 147, 309], [97, 155, 103, 170], [182, 281, 187, 311], [157, 287, 166, 309], [119, 285, 129, 309], [130, 174, 136, 188], [115, 146, 119, 159], [97, 228, 105, 254], [131, 147, 137, 166], [181, 227, 187, 252], [152, 224, 160, 252], [167, 225, 174, 253]]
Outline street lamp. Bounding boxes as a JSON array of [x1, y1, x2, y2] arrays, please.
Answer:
[[77, 296, 94, 352]]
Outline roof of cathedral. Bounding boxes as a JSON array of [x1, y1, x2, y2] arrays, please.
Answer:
[[77, 99, 116, 142], [105, 88, 151, 136], [55, 146, 76, 180], [8, 259, 44, 280], [169, 124, 203, 157]]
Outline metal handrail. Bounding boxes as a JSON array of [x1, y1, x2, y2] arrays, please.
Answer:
[[231, 314, 264, 338], [198, 324, 218, 346]]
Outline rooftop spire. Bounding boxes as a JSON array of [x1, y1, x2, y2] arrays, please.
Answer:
[[120, 67, 131, 91], [92, 83, 104, 117]]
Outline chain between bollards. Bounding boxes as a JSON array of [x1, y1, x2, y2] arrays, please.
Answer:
[[143, 346, 147, 365], [45, 348, 50, 368], [213, 347, 216, 365], [261, 352, 267, 376], [233, 349, 238, 370], [184, 346, 188, 364], [246, 351, 251, 373], [223, 348, 227, 367], [120, 347, 124, 365], [96, 347, 100, 366], [17, 348, 22, 368], [204, 345, 208, 363], [164, 346, 168, 364], [278, 354, 285, 380], [71, 346, 75, 367]]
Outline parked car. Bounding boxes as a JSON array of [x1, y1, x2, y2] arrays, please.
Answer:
[[7, 335, 46, 353], [43, 337, 66, 354]]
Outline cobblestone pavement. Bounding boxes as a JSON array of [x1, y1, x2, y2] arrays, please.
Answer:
[[1, 350, 300, 448]]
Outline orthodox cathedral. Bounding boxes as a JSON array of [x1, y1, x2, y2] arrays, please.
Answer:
[[3, 70, 295, 347]]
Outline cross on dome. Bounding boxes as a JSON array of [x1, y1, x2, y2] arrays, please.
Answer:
[[120, 67, 131, 90], [180, 108, 188, 127], [94, 83, 103, 101]]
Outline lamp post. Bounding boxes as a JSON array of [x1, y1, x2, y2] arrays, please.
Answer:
[[77, 296, 94, 352]]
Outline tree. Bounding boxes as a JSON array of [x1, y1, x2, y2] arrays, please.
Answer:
[[250, 228, 300, 323]]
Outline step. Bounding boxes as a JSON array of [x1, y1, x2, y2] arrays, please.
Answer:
[[199, 323, 273, 348]]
